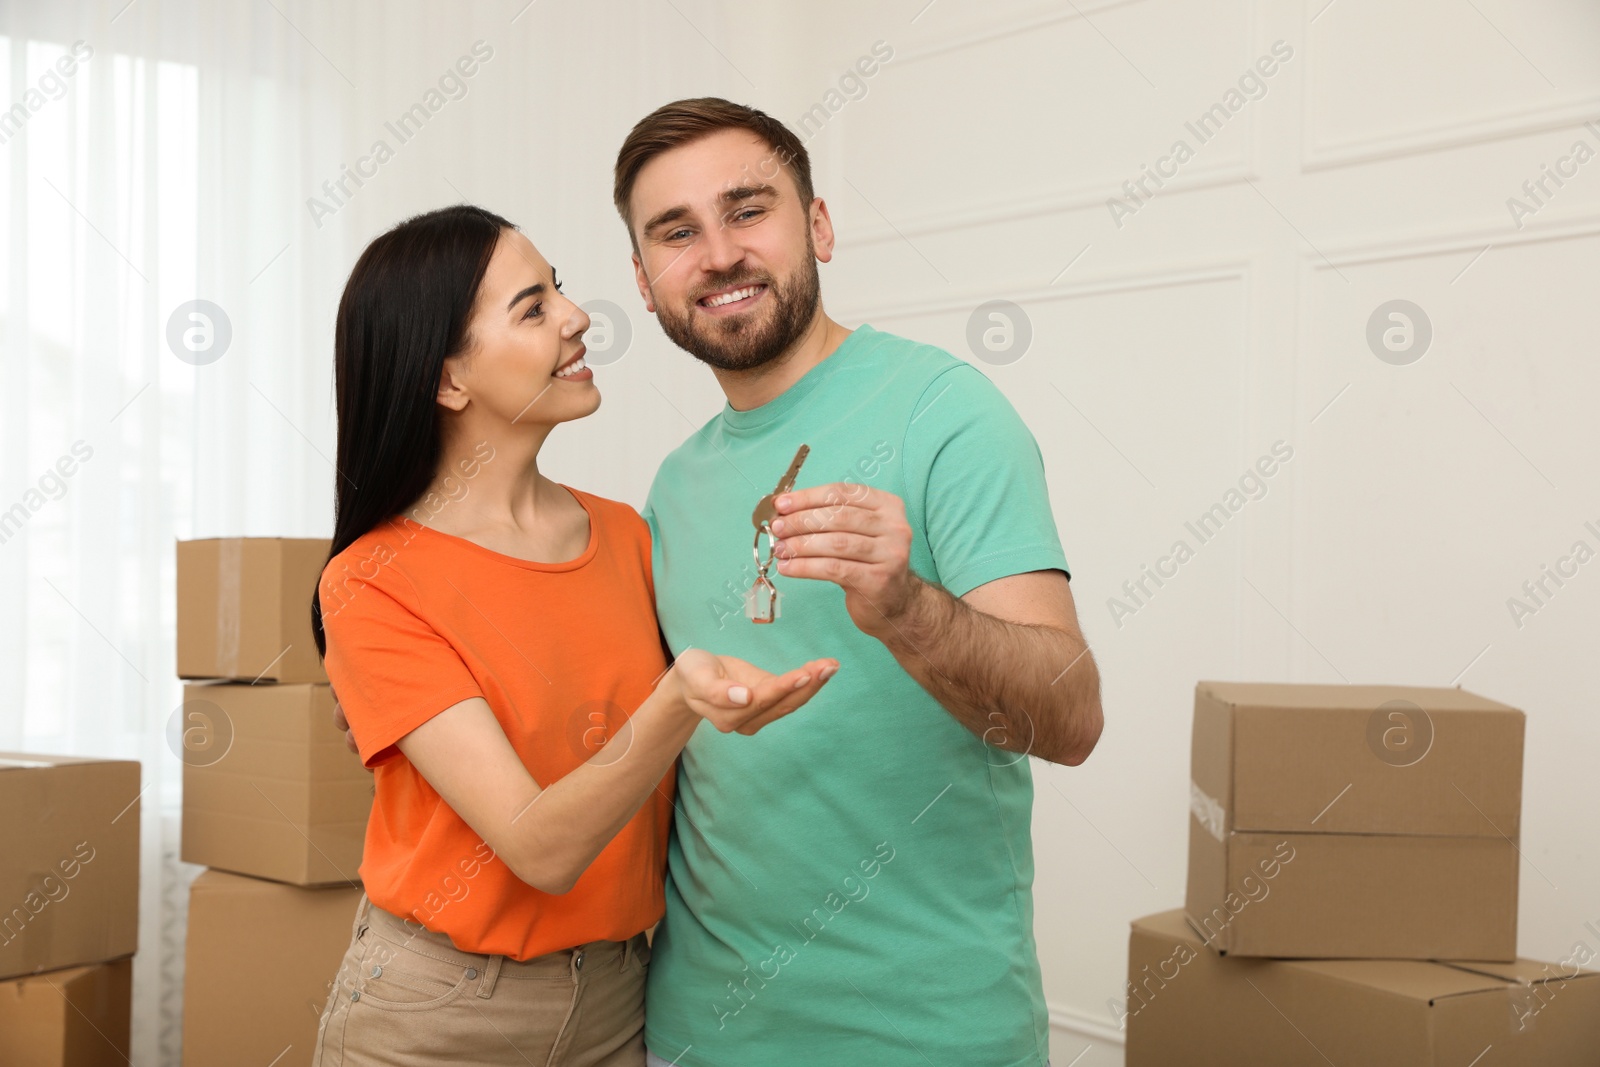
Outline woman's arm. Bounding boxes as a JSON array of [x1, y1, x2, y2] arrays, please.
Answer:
[[394, 649, 837, 895]]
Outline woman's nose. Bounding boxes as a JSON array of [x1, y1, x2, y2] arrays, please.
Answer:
[[563, 299, 591, 338]]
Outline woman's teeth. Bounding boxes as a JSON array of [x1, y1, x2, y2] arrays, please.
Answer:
[[553, 356, 587, 378], [702, 285, 764, 308]]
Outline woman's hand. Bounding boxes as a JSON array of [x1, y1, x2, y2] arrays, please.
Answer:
[[668, 648, 839, 736], [332, 691, 363, 758]]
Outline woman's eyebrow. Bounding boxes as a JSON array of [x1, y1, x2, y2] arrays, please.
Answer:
[[505, 282, 545, 311]]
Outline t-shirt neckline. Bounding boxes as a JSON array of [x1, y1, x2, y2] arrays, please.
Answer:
[[400, 483, 599, 572], [719, 324, 875, 433]]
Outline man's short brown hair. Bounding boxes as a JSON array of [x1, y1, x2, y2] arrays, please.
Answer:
[[612, 97, 814, 243]]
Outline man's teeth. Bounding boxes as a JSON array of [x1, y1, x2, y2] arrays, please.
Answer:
[[553, 356, 587, 378], [702, 285, 763, 308]]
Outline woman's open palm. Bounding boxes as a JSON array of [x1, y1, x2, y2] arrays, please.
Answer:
[[670, 648, 838, 736]]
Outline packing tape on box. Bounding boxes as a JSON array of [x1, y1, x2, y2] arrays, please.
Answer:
[[216, 540, 242, 677], [1189, 779, 1226, 842]]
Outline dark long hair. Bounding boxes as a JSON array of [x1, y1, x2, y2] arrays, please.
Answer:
[[312, 204, 514, 655]]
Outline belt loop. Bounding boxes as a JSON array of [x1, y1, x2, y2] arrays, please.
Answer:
[[621, 935, 633, 973], [476, 953, 504, 999]]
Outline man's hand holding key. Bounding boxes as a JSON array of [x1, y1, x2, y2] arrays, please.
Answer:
[[766, 482, 920, 641]]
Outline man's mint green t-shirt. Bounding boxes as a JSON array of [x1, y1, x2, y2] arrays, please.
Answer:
[[641, 324, 1070, 1067]]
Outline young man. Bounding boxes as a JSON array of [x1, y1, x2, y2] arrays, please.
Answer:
[[615, 98, 1103, 1067]]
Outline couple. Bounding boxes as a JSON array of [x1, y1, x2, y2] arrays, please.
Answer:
[[309, 97, 1103, 1067]]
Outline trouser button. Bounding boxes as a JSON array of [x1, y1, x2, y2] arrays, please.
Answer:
[[574, 949, 585, 971]]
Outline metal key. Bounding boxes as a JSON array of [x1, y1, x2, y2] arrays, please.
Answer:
[[746, 444, 810, 624], [752, 445, 810, 529]]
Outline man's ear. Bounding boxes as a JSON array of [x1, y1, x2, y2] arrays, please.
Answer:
[[809, 197, 837, 264], [436, 355, 471, 412], [632, 251, 656, 313]]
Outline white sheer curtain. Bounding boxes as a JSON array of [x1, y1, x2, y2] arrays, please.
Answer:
[[2, 1, 809, 1061], [1, 1, 352, 1059]]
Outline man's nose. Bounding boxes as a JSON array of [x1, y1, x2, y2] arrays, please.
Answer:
[[699, 220, 745, 275]]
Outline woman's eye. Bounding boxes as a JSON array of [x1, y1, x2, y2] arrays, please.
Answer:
[[523, 302, 544, 320]]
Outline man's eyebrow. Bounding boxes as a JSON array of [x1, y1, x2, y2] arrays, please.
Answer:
[[641, 205, 691, 238], [641, 184, 780, 238], [720, 183, 778, 204]]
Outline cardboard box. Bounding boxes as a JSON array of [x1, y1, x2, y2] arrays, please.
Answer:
[[1187, 681, 1523, 960], [1124, 910, 1600, 1066], [183, 869, 362, 1067], [177, 537, 330, 683], [181, 683, 371, 886], [0, 957, 132, 1066], [0, 755, 140, 981]]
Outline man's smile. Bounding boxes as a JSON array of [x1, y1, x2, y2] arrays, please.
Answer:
[[697, 283, 768, 314]]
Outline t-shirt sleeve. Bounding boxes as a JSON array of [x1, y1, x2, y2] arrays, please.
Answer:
[[637, 495, 672, 658], [902, 362, 1070, 598], [624, 501, 659, 614], [638, 498, 658, 591], [320, 570, 484, 768]]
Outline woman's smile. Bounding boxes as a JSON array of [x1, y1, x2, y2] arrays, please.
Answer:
[[552, 345, 594, 382]]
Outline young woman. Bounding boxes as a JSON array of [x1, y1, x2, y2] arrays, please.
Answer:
[[308, 204, 837, 1067]]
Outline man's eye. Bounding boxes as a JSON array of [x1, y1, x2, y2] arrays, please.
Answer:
[[667, 228, 693, 241], [733, 208, 762, 222]]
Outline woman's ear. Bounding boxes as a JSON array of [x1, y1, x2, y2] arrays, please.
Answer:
[[436, 355, 471, 412]]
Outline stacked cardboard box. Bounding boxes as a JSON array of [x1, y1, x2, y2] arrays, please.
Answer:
[[1125, 681, 1600, 1063], [177, 537, 332, 684], [176, 538, 367, 1067], [1125, 910, 1600, 1065], [0, 754, 140, 1066], [184, 870, 361, 1066], [179, 681, 372, 885]]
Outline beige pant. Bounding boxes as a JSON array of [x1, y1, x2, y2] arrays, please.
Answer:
[[311, 894, 649, 1067]]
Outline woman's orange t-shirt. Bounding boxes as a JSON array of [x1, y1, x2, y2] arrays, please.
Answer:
[[318, 486, 673, 961]]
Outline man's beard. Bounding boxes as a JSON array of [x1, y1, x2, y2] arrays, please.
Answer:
[[654, 245, 821, 373]]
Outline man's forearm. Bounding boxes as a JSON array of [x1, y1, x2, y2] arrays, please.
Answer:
[[873, 576, 1102, 766]]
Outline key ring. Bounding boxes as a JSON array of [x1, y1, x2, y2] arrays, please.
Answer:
[[752, 522, 777, 573], [752, 523, 780, 598], [747, 443, 808, 624]]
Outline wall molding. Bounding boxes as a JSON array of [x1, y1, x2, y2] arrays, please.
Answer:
[[892, 0, 1149, 68], [1304, 94, 1600, 173], [832, 257, 1250, 325], [1303, 208, 1600, 271], [1289, 211, 1600, 437], [837, 0, 1259, 249], [1050, 1000, 1128, 1049], [836, 162, 1255, 250], [1299, 2, 1600, 172]]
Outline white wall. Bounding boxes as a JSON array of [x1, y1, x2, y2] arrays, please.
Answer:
[[8, 2, 1599, 1064], [800, 1, 1600, 1061]]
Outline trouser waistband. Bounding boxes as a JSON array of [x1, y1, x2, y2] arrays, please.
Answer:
[[358, 895, 640, 998]]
